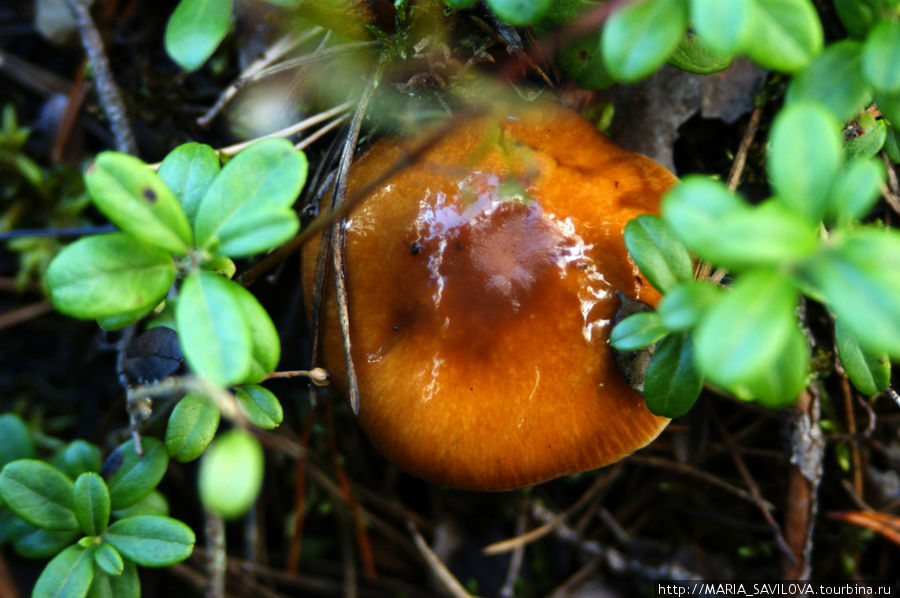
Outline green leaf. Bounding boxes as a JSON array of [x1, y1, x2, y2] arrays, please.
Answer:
[[767, 102, 842, 222], [86, 562, 139, 598], [0, 414, 34, 468], [689, 0, 752, 54], [885, 124, 900, 163], [201, 254, 236, 278], [661, 175, 747, 256], [53, 441, 103, 481], [833, 0, 876, 39], [111, 490, 169, 520], [46, 233, 175, 320], [557, 33, 616, 90], [175, 272, 252, 385], [786, 41, 872, 122], [236, 385, 284, 429], [199, 429, 264, 519], [165, 394, 220, 463], [624, 214, 693, 293], [230, 281, 281, 383], [85, 152, 192, 254], [73, 473, 110, 536], [0, 460, 77, 530], [33, 544, 94, 598], [164, 0, 234, 72], [485, 0, 552, 25], [800, 228, 900, 358], [602, 0, 688, 82], [158, 142, 221, 226], [667, 32, 733, 75], [826, 157, 886, 225], [863, 19, 900, 94], [96, 303, 158, 331], [194, 139, 306, 257], [104, 438, 169, 511], [728, 322, 808, 407], [843, 119, 887, 160], [877, 91, 900, 126], [11, 524, 79, 559], [643, 332, 703, 417], [743, 0, 822, 72], [699, 200, 819, 269], [104, 515, 195, 567], [695, 269, 798, 386], [92, 542, 124, 577], [657, 280, 722, 331], [836, 319, 891, 396], [609, 311, 667, 351]]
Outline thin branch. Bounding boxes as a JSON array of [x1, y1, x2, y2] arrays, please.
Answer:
[[408, 522, 478, 598], [0, 300, 54, 330], [64, 0, 137, 154], [204, 510, 226, 598]]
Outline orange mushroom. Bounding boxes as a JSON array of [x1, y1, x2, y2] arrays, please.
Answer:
[[302, 102, 677, 491]]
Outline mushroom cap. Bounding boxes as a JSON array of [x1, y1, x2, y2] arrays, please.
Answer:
[[302, 102, 677, 491]]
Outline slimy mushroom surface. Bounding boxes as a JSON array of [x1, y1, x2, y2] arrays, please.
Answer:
[[303, 102, 677, 491]]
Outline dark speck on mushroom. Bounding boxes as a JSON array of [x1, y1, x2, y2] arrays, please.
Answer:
[[410, 242, 421, 255]]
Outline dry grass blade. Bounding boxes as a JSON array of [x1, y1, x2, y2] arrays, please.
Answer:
[[408, 521, 480, 598]]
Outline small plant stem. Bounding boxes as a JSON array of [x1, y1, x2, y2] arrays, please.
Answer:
[[204, 509, 226, 598], [782, 389, 824, 579], [839, 375, 865, 496], [727, 105, 763, 191], [498, 503, 527, 598], [64, 0, 138, 155], [51, 58, 90, 164]]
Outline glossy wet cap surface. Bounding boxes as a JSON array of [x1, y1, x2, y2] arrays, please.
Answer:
[[303, 102, 677, 491]]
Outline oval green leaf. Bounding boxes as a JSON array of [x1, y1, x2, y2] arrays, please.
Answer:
[[695, 269, 798, 387], [558, 33, 616, 90], [835, 319, 891, 396], [800, 229, 900, 358], [11, 524, 79, 559], [624, 214, 694, 293], [111, 490, 170, 520], [689, 0, 752, 54], [728, 322, 808, 407], [165, 394, 220, 463], [230, 283, 280, 383], [46, 233, 175, 320], [657, 280, 722, 331], [86, 152, 192, 254], [0, 460, 77, 531], [104, 438, 169, 511], [199, 428, 264, 519], [53, 440, 103, 481], [609, 311, 667, 351], [175, 272, 252, 385], [0, 414, 34, 468], [827, 157, 886, 225], [33, 544, 94, 598], [485, 0, 551, 25], [158, 142, 221, 226], [104, 515, 195, 567], [194, 139, 306, 257], [236, 385, 284, 429], [74, 473, 110, 536], [843, 119, 887, 161], [661, 175, 748, 257], [602, 0, 688, 82], [667, 31, 733, 74], [833, 0, 875, 39], [164, 0, 233, 72], [786, 41, 872, 123], [643, 332, 703, 417], [863, 19, 900, 94], [87, 562, 140, 598], [743, 0, 822, 72], [92, 542, 124, 577], [768, 102, 842, 223]]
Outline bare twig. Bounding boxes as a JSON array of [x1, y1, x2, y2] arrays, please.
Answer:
[[782, 389, 824, 579], [881, 153, 900, 216], [727, 105, 763, 191], [0, 300, 53, 330], [204, 510, 226, 598], [64, 0, 137, 154], [408, 521, 478, 598], [198, 27, 325, 127], [710, 408, 795, 563], [498, 503, 528, 598]]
